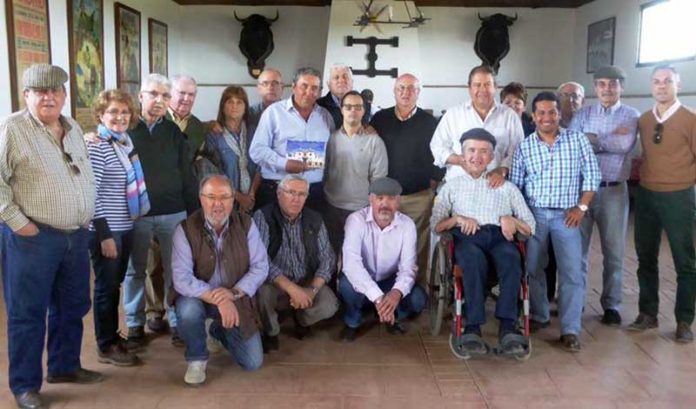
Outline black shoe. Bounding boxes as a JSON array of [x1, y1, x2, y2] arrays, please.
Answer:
[[627, 313, 658, 332], [601, 309, 622, 326], [124, 326, 146, 350], [46, 367, 103, 384], [98, 342, 139, 367], [261, 335, 279, 353], [339, 325, 358, 342], [560, 334, 581, 353], [146, 316, 169, 334], [529, 319, 550, 333], [14, 391, 45, 409], [171, 327, 185, 347], [676, 322, 694, 344], [386, 322, 406, 335], [292, 315, 312, 340]]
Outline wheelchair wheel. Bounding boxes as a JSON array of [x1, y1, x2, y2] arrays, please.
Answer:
[[514, 338, 532, 361], [448, 333, 471, 360], [428, 242, 450, 336]]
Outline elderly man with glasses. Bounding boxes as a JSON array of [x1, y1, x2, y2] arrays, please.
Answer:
[[629, 65, 696, 343], [253, 174, 338, 352]]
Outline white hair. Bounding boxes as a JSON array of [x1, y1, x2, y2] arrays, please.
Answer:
[[141, 73, 171, 92], [557, 81, 585, 95]]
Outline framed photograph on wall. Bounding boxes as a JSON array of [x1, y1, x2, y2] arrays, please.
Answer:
[[586, 17, 616, 73], [115, 2, 141, 100], [5, 0, 52, 111], [68, 0, 104, 133], [148, 18, 168, 76]]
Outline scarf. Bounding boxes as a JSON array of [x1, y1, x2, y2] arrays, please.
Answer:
[[222, 122, 251, 193], [97, 124, 151, 219]]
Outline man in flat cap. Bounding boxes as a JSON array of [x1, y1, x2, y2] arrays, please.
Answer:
[[569, 65, 640, 327], [431, 128, 535, 357], [338, 177, 427, 341], [0, 64, 100, 409]]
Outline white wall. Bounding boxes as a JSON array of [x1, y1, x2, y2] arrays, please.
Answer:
[[573, 0, 696, 111]]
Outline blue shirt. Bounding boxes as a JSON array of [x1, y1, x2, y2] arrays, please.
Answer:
[[249, 97, 335, 183], [510, 128, 601, 209], [569, 102, 640, 182]]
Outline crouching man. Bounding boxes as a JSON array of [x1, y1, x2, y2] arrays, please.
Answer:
[[171, 175, 269, 386]]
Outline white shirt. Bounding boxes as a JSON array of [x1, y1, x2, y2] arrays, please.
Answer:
[[430, 101, 524, 181]]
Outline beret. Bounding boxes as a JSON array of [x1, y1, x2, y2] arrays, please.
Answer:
[[593, 65, 626, 80], [22, 64, 68, 89], [459, 127, 497, 148], [369, 177, 402, 196]]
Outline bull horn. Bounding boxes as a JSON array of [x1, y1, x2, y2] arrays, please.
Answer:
[[478, 13, 484, 21], [234, 11, 245, 22], [512, 13, 518, 21], [266, 11, 279, 23]]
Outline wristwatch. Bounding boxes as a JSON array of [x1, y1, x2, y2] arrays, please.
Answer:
[[577, 204, 588, 212], [310, 286, 320, 295]]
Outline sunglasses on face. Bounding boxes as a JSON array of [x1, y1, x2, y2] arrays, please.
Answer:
[[653, 123, 663, 144]]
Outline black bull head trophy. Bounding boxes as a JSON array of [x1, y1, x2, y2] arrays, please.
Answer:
[[474, 13, 517, 74], [234, 11, 279, 79]]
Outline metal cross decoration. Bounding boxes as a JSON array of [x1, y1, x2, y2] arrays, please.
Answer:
[[346, 36, 399, 78]]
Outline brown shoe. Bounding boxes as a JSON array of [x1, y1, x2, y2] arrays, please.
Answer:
[[627, 313, 658, 331], [560, 334, 581, 353], [46, 367, 103, 384], [98, 342, 139, 366], [676, 322, 694, 344]]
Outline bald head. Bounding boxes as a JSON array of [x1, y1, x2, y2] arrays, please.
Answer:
[[394, 73, 421, 114], [257, 68, 283, 107]]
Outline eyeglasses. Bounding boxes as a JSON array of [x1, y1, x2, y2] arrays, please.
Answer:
[[141, 90, 172, 100], [560, 92, 583, 100], [200, 194, 234, 202], [653, 123, 663, 144], [104, 109, 132, 117], [280, 189, 308, 199], [259, 80, 281, 87], [341, 104, 364, 111], [63, 152, 80, 175], [396, 85, 418, 94]]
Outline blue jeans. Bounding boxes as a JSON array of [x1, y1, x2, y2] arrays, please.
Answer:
[[338, 274, 427, 329], [123, 212, 186, 328], [526, 208, 585, 335], [89, 230, 133, 351], [175, 297, 263, 370], [451, 226, 521, 327], [580, 182, 628, 312], [2, 225, 91, 394]]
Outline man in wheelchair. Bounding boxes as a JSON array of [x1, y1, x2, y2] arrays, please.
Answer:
[[431, 128, 535, 357]]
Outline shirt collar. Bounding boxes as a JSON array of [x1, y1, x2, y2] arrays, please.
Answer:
[[25, 109, 73, 132], [285, 97, 321, 116], [140, 116, 164, 133], [168, 107, 190, 122], [596, 100, 622, 114], [204, 218, 229, 239], [366, 206, 400, 229], [652, 99, 682, 123], [331, 93, 341, 107], [394, 105, 418, 121], [465, 101, 500, 118]]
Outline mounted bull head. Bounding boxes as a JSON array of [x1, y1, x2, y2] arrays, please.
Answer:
[[234, 11, 279, 79], [474, 13, 517, 74]]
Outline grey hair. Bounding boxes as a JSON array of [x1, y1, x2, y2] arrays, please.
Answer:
[[330, 63, 353, 77], [198, 174, 235, 194], [556, 81, 585, 95], [277, 174, 309, 192], [292, 67, 322, 84], [141, 73, 171, 92], [258, 68, 283, 82], [171, 74, 197, 87], [652, 64, 680, 80]]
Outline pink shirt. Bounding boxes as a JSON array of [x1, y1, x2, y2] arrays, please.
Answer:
[[342, 207, 418, 302]]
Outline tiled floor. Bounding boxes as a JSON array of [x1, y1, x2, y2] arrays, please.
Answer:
[[0, 214, 694, 409]]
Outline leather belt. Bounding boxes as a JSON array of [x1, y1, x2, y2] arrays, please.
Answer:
[[599, 181, 621, 187]]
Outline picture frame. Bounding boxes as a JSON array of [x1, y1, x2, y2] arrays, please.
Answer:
[[115, 2, 141, 100], [148, 18, 168, 76], [5, 0, 52, 111], [68, 0, 104, 132], [586, 17, 616, 73]]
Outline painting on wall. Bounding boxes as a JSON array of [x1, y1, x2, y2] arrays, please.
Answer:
[[68, 0, 104, 132], [586, 17, 615, 73], [115, 2, 141, 100], [5, 0, 52, 111], [148, 18, 168, 76]]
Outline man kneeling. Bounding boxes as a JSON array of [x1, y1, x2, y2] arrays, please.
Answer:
[[339, 177, 428, 341], [172, 175, 269, 386], [431, 128, 535, 356]]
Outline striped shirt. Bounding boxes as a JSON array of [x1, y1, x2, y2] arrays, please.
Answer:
[[569, 102, 640, 182], [510, 128, 601, 209], [430, 172, 536, 234], [0, 110, 95, 231], [252, 210, 335, 284], [88, 141, 133, 233]]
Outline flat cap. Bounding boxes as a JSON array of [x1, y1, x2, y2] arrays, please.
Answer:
[[369, 177, 402, 196], [593, 65, 626, 80], [459, 127, 497, 148], [22, 64, 68, 89]]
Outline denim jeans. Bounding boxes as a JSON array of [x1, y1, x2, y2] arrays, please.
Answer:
[[123, 211, 186, 328], [451, 226, 521, 327], [526, 208, 585, 335], [580, 182, 629, 312], [2, 225, 91, 394], [338, 273, 427, 329], [175, 297, 263, 370], [89, 230, 134, 351]]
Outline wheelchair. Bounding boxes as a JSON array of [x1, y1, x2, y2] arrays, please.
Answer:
[[427, 232, 531, 361]]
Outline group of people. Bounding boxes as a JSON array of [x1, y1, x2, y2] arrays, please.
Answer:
[[0, 59, 693, 409]]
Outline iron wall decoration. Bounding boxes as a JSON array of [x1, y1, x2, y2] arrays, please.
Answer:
[[474, 13, 517, 74], [586, 17, 615, 73], [234, 11, 279, 79], [346, 36, 399, 78], [115, 2, 141, 101]]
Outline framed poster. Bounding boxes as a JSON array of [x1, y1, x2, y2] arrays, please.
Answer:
[[5, 0, 52, 111], [68, 0, 104, 132], [586, 17, 616, 73], [115, 2, 141, 100], [148, 18, 168, 76]]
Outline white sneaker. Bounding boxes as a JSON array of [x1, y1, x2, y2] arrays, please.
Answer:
[[184, 360, 207, 386], [205, 318, 224, 354]]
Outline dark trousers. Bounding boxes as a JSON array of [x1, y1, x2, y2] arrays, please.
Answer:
[[323, 202, 353, 256], [546, 240, 557, 301], [256, 179, 326, 212], [635, 185, 696, 324], [89, 230, 134, 351], [2, 225, 91, 394], [451, 226, 521, 326]]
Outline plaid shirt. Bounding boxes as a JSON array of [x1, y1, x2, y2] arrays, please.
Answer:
[[510, 128, 600, 209], [569, 102, 640, 182]]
